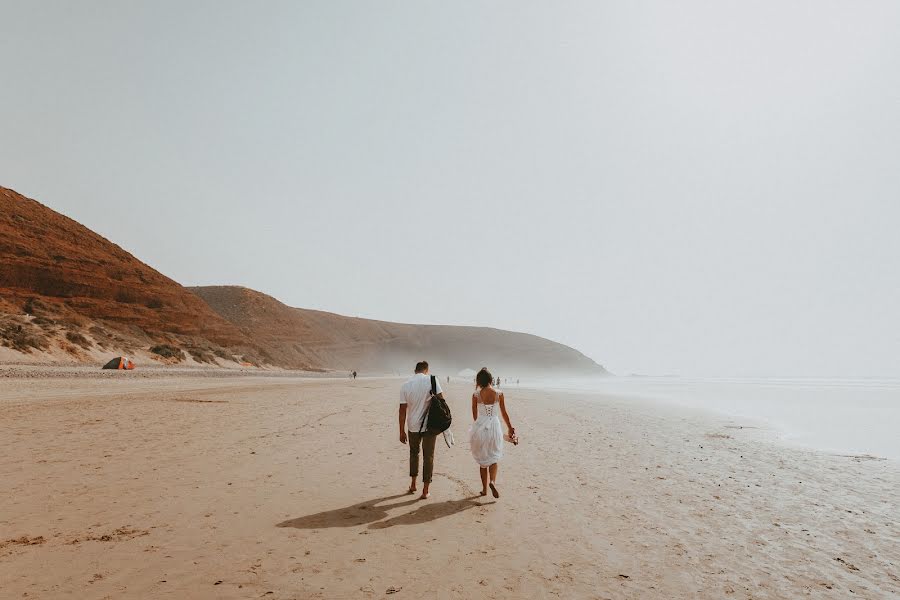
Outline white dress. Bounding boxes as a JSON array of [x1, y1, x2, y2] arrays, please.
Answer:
[[469, 390, 504, 467]]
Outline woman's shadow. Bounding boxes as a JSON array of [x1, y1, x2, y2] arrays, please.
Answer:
[[276, 494, 487, 530]]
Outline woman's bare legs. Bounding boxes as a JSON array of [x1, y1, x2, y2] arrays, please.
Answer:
[[479, 467, 489, 496], [488, 463, 499, 498]]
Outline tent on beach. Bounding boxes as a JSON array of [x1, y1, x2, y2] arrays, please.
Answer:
[[102, 356, 135, 370]]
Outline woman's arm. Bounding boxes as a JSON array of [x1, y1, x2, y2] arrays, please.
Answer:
[[499, 393, 514, 434], [471, 393, 478, 421]]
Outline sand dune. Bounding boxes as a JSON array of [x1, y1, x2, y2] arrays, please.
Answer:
[[1, 373, 896, 599]]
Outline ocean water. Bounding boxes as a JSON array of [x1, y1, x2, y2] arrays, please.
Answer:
[[522, 376, 900, 460]]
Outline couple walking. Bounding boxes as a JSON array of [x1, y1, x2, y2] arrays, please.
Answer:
[[399, 361, 516, 499]]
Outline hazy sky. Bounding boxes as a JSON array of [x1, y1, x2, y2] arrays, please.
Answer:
[[2, 1, 899, 376]]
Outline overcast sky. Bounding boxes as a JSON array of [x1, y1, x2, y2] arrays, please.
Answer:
[[2, 1, 899, 376]]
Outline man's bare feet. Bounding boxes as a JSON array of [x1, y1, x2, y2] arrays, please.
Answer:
[[480, 489, 488, 496], [407, 487, 417, 495], [419, 492, 430, 499], [489, 482, 499, 498]]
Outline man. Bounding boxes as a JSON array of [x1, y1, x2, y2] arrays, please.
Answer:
[[399, 361, 444, 499]]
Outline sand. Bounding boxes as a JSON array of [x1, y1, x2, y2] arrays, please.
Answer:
[[1, 374, 898, 599]]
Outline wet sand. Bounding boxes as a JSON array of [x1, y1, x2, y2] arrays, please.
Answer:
[[1, 374, 898, 599]]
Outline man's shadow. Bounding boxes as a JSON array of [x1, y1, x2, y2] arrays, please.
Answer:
[[277, 494, 418, 529], [276, 494, 487, 530]]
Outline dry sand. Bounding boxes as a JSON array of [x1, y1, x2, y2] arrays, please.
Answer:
[[1, 374, 898, 599]]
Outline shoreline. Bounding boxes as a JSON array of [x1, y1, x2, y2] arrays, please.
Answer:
[[5, 364, 896, 462], [520, 376, 900, 462], [4, 363, 896, 463]]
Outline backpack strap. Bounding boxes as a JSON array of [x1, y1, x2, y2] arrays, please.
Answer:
[[419, 375, 437, 433]]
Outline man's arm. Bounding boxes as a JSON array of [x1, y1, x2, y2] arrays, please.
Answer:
[[399, 404, 408, 444]]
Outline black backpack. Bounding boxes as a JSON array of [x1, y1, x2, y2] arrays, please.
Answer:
[[419, 375, 452, 434]]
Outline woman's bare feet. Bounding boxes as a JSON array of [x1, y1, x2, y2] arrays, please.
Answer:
[[489, 482, 499, 498], [480, 489, 488, 496]]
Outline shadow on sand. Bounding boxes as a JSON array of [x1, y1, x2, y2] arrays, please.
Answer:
[[276, 494, 488, 530], [367, 495, 485, 529], [276, 494, 418, 529]]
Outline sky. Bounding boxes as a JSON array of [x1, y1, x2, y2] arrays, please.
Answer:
[[2, 1, 899, 377]]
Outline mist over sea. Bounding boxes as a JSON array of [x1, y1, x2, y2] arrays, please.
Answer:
[[521, 376, 900, 460]]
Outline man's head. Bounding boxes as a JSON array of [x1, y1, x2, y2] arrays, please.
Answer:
[[414, 361, 429, 374]]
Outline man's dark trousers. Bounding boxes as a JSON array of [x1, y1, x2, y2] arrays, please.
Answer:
[[408, 431, 437, 483]]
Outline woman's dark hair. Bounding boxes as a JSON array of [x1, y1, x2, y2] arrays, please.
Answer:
[[475, 367, 493, 388]]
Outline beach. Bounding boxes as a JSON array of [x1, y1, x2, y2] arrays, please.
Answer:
[[1, 374, 898, 599]]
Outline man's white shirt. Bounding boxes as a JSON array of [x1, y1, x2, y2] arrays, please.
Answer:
[[400, 373, 443, 432]]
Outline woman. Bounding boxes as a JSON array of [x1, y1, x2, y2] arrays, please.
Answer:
[[469, 367, 516, 498]]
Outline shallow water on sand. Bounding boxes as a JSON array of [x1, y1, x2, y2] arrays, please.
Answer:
[[522, 376, 900, 460]]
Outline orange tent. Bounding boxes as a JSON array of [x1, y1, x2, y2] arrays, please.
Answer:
[[102, 356, 135, 370]]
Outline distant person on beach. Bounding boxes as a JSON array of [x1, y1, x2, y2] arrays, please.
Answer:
[[470, 367, 516, 498], [399, 361, 444, 499], [352, 371, 357, 379]]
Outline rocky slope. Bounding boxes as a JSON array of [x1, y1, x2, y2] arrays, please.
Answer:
[[0, 185, 605, 374], [0, 186, 262, 366]]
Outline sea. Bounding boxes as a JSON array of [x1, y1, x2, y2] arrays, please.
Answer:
[[522, 376, 900, 461]]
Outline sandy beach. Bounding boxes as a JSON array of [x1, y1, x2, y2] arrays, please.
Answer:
[[1, 374, 898, 599]]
